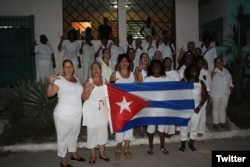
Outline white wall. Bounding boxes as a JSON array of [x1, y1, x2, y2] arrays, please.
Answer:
[[175, 0, 200, 62]]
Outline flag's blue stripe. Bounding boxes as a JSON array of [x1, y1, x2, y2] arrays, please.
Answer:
[[110, 81, 194, 92], [117, 117, 190, 132], [148, 100, 195, 110]]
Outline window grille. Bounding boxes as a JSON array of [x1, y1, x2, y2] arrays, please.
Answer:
[[63, 0, 175, 42]]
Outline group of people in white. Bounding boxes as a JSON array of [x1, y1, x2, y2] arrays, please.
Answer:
[[34, 27, 233, 167]]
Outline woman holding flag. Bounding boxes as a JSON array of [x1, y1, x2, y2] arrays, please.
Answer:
[[179, 65, 208, 152], [110, 53, 137, 160], [143, 59, 170, 155]]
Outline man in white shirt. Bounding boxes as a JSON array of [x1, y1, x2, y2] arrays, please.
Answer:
[[201, 36, 217, 72]]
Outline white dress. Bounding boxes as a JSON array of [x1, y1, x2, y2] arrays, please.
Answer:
[[115, 71, 135, 143], [82, 78, 109, 148], [53, 75, 83, 157], [61, 40, 80, 74], [34, 43, 54, 81], [81, 43, 96, 84], [180, 81, 202, 141]]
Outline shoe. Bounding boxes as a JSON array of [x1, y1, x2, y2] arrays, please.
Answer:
[[160, 148, 169, 155], [60, 163, 73, 167], [88, 160, 95, 165], [99, 155, 110, 162], [114, 150, 121, 160], [220, 123, 229, 129], [189, 144, 197, 152], [124, 150, 132, 159], [179, 145, 185, 153], [213, 124, 219, 131], [165, 133, 174, 138], [70, 156, 85, 162], [147, 149, 154, 155]]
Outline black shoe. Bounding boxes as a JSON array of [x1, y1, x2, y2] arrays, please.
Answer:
[[60, 163, 73, 167], [70, 156, 86, 162], [179, 145, 185, 153], [89, 160, 95, 165], [189, 144, 197, 152], [99, 156, 110, 162]]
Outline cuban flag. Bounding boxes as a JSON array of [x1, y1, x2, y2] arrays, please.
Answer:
[[105, 81, 195, 133]]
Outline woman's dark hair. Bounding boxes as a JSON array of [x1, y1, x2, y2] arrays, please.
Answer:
[[214, 57, 223, 65], [195, 56, 204, 64], [115, 54, 130, 71], [63, 59, 73, 67], [67, 30, 78, 40], [147, 59, 165, 77], [177, 51, 194, 70], [102, 48, 110, 54], [163, 57, 172, 64], [184, 65, 200, 81], [139, 52, 149, 60]]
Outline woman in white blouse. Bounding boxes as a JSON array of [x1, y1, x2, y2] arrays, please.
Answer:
[[210, 57, 233, 130], [58, 30, 81, 75]]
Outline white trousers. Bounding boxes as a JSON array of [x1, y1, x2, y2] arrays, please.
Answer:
[[180, 111, 202, 141], [54, 115, 81, 157], [115, 129, 133, 143], [197, 101, 208, 134], [212, 96, 229, 124]]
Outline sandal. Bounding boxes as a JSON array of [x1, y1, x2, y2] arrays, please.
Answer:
[[160, 148, 169, 155], [124, 150, 132, 159], [147, 149, 154, 155], [114, 150, 121, 160]]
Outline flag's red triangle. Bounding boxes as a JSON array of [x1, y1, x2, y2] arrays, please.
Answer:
[[107, 84, 150, 132]]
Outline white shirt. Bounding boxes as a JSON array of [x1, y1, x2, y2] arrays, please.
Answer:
[[165, 70, 180, 81], [144, 75, 170, 82], [199, 68, 211, 92], [81, 43, 96, 64], [100, 59, 115, 82], [96, 43, 107, 61], [61, 40, 80, 60], [110, 45, 124, 65], [123, 44, 134, 53], [143, 42, 156, 59], [134, 47, 143, 68], [178, 65, 187, 80], [158, 43, 175, 60], [210, 67, 233, 97], [202, 46, 217, 72]]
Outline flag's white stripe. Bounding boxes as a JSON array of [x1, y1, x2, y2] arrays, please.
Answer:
[[129, 89, 193, 101], [131, 107, 194, 119]]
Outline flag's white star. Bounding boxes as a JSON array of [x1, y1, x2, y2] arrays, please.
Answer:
[[116, 96, 132, 114]]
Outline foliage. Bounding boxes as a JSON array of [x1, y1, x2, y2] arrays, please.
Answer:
[[219, 4, 250, 101], [0, 80, 57, 145]]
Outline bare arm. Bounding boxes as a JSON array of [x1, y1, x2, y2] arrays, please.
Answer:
[[46, 72, 59, 97], [57, 36, 64, 51], [82, 80, 94, 101]]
